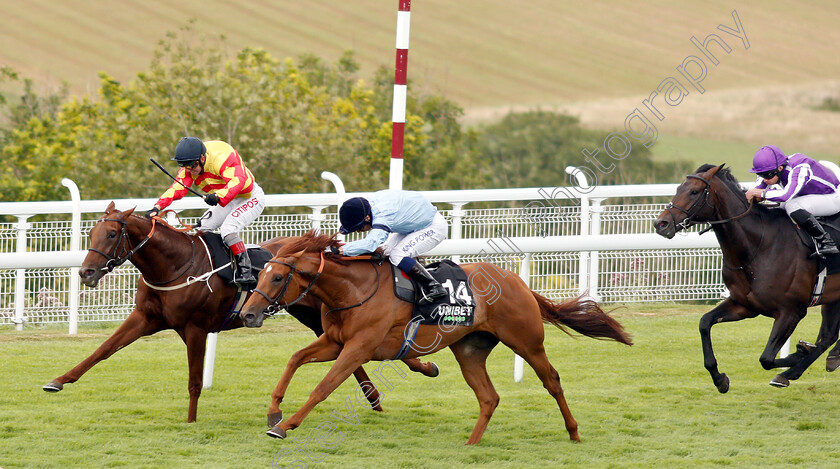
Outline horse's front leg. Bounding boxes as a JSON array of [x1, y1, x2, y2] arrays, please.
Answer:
[[266, 334, 342, 429], [268, 338, 377, 439], [773, 302, 840, 386], [43, 309, 163, 393], [698, 300, 757, 393]]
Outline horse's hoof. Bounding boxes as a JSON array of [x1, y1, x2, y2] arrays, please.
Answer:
[[267, 411, 283, 428], [715, 374, 730, 393], [769, 375, 790, 388], [42, 381, 63, 393], [826, 354, 840, 372], [796, 340, 816, 354], [429, 362, 440, 378], [266, 425, 287, 439]]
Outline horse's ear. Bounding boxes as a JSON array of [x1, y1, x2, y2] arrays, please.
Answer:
[[718, 163, 726, 170], [106, 201, 116, 212], [705, 164, 724, 178], [123, 206, 136, 218]]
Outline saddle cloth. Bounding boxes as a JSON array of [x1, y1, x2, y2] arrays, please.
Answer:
[[199, 232, 273, 285], [391, 259, 476, 327]]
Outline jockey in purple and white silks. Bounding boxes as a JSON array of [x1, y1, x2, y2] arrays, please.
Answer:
[[745, 145, 840, 257]]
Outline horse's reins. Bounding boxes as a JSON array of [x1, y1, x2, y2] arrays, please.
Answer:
[[88, 212, 198, 286], [253, 251, 382, 316], [666, 173, 764, 272], [87, 216, 158, 272], [665, 174, 755, 235]]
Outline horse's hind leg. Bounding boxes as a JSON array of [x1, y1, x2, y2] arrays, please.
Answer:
[[449, 332, 500, 445], [43, 309, 162, 392], [775, 302, 840, 384], [827, 340, 840, 372], [510, 341, 580, 443]]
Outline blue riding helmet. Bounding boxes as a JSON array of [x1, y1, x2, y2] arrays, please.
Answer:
[[749, 145, 787, 174], [172, 137, 206, 164], [338, 197, 371, 234]]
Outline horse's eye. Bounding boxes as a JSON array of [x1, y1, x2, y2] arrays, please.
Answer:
[[273, 275, 283, 283], [690, 190, 699, 195], [108, 231, 117, 239]]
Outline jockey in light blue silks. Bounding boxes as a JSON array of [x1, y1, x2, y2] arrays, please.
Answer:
[[745, 145, 840, 257], [336, 190, 449, 305]]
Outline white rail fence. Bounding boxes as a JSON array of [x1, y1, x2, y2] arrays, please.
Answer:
[[0, 176, 737, 333]]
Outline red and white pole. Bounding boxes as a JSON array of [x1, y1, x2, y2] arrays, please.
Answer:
[[389, 0, 411, 190]]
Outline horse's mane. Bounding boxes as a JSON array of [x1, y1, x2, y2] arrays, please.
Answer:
[[276, 230, 342, 256], [694, 164, 786, 220]]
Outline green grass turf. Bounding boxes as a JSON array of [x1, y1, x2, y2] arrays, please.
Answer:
[[2, 303, 839, 468]]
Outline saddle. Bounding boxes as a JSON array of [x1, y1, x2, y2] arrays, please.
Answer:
[[391, 259, 476, 327], [199, 232, 273, 286], [793, 213, 840, 275]]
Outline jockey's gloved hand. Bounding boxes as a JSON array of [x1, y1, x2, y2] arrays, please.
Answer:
[[204, 194, 220, 206], [144, 207, 160, 219]]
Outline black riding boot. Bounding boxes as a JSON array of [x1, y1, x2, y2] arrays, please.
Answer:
[[790, 209, 840, 258], [233, 250, 256, 285], [407, 263, 448, 306]]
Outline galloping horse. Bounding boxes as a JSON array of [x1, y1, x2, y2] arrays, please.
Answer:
[[42, 202, 438, 422], [239, 231, 632, 444], [654, 164, 840, 392]]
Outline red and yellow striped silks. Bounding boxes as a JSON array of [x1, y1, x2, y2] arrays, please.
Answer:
[[156, 141, 255, 209]]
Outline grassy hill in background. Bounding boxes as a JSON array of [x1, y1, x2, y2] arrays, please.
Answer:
[[2, 0, 840, 182]]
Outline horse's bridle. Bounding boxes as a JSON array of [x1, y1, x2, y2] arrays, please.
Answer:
[[87, 215, 197, 285], [253, 251, 326, 316], [253, 251, 382, 316], [87, 217, 157, 272], [665, 174, 754, 234]]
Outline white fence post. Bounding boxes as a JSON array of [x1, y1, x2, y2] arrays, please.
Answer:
[[577, 195, 590, 295], [449, 203, 465, 264], [203, 332, 218, 389], [588, 198, 604, 302], [309, 206, 327, 233], [13, 215, 31, 331], [63, 179, 81, 335]]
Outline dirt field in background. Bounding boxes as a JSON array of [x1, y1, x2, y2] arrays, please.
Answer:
[[464, 80, 840, 158]]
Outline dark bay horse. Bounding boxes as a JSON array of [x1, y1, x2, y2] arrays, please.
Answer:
[[42, 202, 438, 422], [239, 231, 632, 444], [654, 164, 840, 392]]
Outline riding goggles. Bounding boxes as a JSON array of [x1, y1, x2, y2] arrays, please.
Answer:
[[178, 160, 200, 169], [757, 169, 780, 180]]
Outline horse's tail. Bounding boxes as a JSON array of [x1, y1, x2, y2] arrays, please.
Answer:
[[533, 292, 633, 345]]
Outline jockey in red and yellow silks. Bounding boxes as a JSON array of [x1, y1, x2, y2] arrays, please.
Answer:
[[155, 140, 256, 210], [147, 137, 265, 285]]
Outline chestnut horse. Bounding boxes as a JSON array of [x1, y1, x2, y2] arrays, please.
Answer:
[[654, 164, 840, 392], [239, 231, 632, 444], [42, 202, 438, 422]]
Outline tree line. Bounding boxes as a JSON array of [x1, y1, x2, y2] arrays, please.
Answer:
[[0, 23, 693, 204]]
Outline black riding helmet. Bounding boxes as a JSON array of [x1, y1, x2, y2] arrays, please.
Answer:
[[172, 137, 206, 165], [339, 197, 371, 234]]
